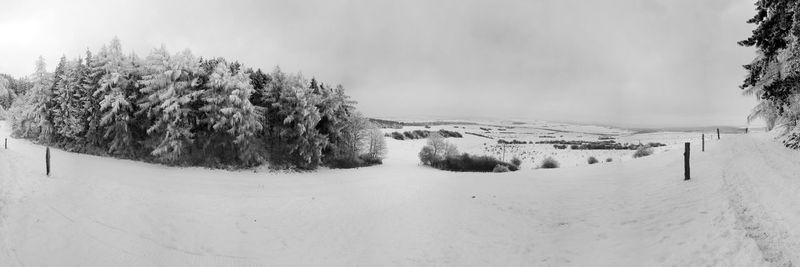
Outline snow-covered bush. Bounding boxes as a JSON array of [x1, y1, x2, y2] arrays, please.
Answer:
[[783, 127, 800, 149], [540, 157, 559, 169], [633, 146, 654, 158]]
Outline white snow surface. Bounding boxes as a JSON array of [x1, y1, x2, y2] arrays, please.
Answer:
[[1, 120, 798, 266]]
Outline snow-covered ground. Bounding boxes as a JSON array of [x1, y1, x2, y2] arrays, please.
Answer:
[[386, 122, 721, 168], [1, 120, 798, 266]]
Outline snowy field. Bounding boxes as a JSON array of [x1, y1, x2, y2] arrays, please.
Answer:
[[386, 121, 719, 168], [1, 120, 799, 266]]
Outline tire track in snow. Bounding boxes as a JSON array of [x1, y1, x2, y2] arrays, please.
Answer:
[[721, 135, 799, 266]]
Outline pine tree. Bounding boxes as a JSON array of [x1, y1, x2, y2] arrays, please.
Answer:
[[140, 47, 203, 163], [740, 0, 800, 148], [82, 49, 105, 148], [0, 76, 12, 110], [269, 71, 326, 169], [51, 57, 85, 144], [95, 37, 136, 156], [318, 83, 357, 163], [199, 59, 263, 166], [40, 56, 69, 143], [739, 0, 800, 113]]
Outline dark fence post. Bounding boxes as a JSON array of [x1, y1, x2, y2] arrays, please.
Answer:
[[702, 134, 705, 152], [684, 142, 690, 181], [4, 138, 6, 149], [46, 147, 51, 176], [717, 128, 720, 140]]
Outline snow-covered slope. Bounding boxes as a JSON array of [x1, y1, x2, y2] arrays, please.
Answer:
[[1, 120, 797, 266]]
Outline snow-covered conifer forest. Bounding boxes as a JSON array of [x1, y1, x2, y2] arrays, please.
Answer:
[[1, 38, 385, 170]]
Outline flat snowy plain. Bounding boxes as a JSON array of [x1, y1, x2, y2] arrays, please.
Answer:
[[1, 120, 799, 266]]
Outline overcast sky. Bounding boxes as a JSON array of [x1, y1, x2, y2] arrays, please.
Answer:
[[0, 0, 760, 127]]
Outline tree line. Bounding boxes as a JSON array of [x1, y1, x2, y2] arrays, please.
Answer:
[[4, 37, 386, 169], [739, 0, 800, 147]]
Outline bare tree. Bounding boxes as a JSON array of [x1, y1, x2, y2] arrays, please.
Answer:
[[363, 126, 387, 161], [426, 132, 446, 160], [426, 132, 458, 160], [340, 113, 370, 160]]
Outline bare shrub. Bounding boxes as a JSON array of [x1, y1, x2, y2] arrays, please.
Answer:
[[540, 157, 559, 169], [633, 146, 654, 158]]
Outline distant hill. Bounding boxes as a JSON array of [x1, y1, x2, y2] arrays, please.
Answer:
[[368, 118, 478, 129], [631, 126, 754, 134]]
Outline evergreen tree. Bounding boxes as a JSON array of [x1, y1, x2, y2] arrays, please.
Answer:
[[82, 49, 105, 148], [0, 76, 11, 110], [52, 58, 85, 144], [50, 56, 68, 141], [95, 37, 136, 156], [140, 47, 203, 163], [199, 59, 263, 166], [740, 0, 800, 148], [267, 70, 327, 169], [739, 0, 800, 112], [318, 84, 357, 163]]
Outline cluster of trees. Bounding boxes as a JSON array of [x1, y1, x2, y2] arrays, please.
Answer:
[[387, 129, 463, 140], [7, 38, 386, 169], [0, 73, 31, 117], [418, 133, 519, 172], [738, 0, 800, 147]]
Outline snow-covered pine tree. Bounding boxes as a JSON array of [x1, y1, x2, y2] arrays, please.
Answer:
[[260, 66, 289, 164], [9, 56, 52, 139], [50, 56, 68, 142], [52, 58, 85, 145], [82, 49, 105, 148], [317, 83, 357, 163], [140, 47, 203, 163], [199, 59, 263, 166], [94, 37, 136, 156], [0, 77, 9, 107], [125, 50, 149, 154], [0, 77, 10, 119], [270, 71, 326, 169], [41, 56, 69, 143]]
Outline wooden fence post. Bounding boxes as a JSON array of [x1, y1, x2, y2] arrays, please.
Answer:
[[684, 142, 690, 181], [717, 128, 720, 140], [501, 144, 506, 162], [46, 147, 51, 176], [4, 138, 6, 149], [702, 134, 704, 152]]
